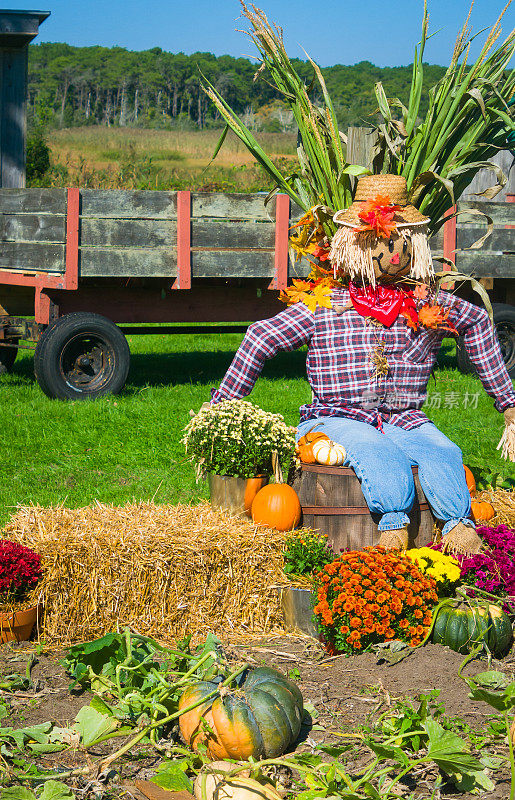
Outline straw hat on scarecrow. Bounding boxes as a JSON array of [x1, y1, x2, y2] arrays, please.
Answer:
[[330, 174, 433, 287]]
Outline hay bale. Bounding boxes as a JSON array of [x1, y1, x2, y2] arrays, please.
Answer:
[[476, 489, 515, 528], [1, 501, 288, 645]]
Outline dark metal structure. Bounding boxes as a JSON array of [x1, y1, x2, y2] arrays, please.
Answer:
[[0, 9, 49, 188]]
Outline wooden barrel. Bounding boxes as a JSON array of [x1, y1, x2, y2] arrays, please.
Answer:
[[292, 463, 435, 552]]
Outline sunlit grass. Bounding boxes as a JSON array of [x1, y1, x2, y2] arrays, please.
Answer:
[[0, 331, 513, 528]]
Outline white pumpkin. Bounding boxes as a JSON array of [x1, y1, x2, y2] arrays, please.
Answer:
[[193, 763, 281, 800], [312, 438, 346, 466]]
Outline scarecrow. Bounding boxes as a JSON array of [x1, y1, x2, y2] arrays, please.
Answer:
[[210, 174, 515, 555]]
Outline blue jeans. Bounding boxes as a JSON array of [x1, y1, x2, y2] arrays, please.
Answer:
[[296, 418, 474, 535]]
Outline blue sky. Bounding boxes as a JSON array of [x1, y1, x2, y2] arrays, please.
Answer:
[[14, 0, 515, 67]]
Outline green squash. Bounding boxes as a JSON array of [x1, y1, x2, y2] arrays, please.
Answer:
[[178, 666, 303, 761], [431, 602, 513, 657]]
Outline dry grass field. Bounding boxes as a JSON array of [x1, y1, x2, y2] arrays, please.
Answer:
[[47, 126, 298, 191]]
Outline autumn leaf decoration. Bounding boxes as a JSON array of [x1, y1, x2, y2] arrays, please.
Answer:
[[418, 302, 458, 334], [356, 194, 401, 239], [282, 205, 335, 312], [280, 279, 333, 313]]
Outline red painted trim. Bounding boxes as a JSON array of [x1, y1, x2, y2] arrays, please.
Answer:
[[507, 194, 515, 203], [65, 187, 80, 290], [172, 190, 191, 289], [441, 204, 457, 289], [34, 287, 51, 324], [269, 193, 290, 290], [0, 271, 64, 289], [442, 204, 457, 269]]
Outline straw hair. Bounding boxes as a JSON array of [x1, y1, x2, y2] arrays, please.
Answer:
[[1, 501, 290, 646], [354, 175, 408, 204], [329, 224, 434, 285]]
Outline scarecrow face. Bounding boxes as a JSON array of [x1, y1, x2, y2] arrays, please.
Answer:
[[370, 232, 412, 284]]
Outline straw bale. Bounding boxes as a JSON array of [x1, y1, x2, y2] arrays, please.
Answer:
[[475, 489, 515, 528], [1, 501, 289, 646]]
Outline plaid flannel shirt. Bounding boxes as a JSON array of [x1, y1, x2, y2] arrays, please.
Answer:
[[211, 288, 515, 429]]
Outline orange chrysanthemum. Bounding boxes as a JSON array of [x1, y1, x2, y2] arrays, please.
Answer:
[[313, 547, 438, 655]]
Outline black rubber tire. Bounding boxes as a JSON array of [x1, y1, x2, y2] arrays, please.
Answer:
[[0, 344, 17, 374], [456, 303, 515, 379], [34, 312, 130, 400]]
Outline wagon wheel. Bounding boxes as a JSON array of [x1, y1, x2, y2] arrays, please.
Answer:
[[456, 303, 515, 379], [34, 312, 130, 400]]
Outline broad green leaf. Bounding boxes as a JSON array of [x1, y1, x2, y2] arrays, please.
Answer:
[[19, 722, 53, 743], [367, 740, 410, 768], [424, 718, 492, 790], [39, 781, 76, 800], [27, 742, 65, 754], [74, 705, 119, 747], [151, 762, 193, 793], [1, 789, 36, 800], [89, 695, 115, 717], [474, 670, 510, 689]]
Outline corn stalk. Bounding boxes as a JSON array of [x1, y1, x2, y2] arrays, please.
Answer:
[[373, 0, 515, 232], [200, 2, 368, 235]]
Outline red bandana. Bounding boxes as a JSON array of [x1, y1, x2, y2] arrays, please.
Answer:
[[349, 283, 418, 328]]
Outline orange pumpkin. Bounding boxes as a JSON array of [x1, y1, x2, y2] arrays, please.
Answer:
[[297, 431, 329, 448], [463, 465, 476, 497], [471, 500, 495, 522], [243, 476, 269, 516], [297, 443, 316, 463], [178, 666, 303, 761], [251, 484, 301, 531]]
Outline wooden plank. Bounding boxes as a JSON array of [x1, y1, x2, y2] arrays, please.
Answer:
[[80, 218, 276, 249], [0, 213, 65, 242], [462, 150, 515, 202], [191, 192, 277, 221], [80, 248, 277, 278], [56, 284, 284, 324], [80, 247, 178, 277], [0, 188, 66, 214], [457, 227, 515, 251], [80, 189, 178, 219], [193, 250, 275, 278], [429, 229, 444, 250], [456, 201, 515, 225], [0, 241, 65, 271], [194, 220, 275, 249], [455, 252, 515, 277], [347, 126, 378, 172], [81, 218, 177, 247]]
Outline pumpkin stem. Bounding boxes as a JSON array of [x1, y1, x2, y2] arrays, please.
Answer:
[[272, 450, 284, 484]]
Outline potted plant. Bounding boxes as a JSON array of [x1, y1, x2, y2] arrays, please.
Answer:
[[183, 399, 295, 514], [0, 540, 42, 643], [280, 530, 334, 636]]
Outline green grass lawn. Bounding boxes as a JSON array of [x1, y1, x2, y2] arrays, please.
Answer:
[[1, 331, 514, 527]]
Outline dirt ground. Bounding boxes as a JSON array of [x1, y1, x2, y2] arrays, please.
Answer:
[[1, 635, 514, 799]]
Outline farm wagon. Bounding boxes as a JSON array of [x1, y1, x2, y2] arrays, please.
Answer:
[[0, 186, 514, 398]]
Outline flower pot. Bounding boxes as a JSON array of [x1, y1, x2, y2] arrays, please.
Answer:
[[0, 605, 40, 644], [279, 586, 317, 637], [208, 473, 269, 516]]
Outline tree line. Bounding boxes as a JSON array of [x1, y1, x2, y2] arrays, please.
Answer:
[[28, 42, 447, 131]]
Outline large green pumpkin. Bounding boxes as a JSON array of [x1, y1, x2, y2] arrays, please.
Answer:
[[178, 666, 303, 760], [431, 602, 513, 657]]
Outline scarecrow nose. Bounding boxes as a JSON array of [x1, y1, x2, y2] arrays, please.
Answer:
[[389, 253, 400, 265]]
